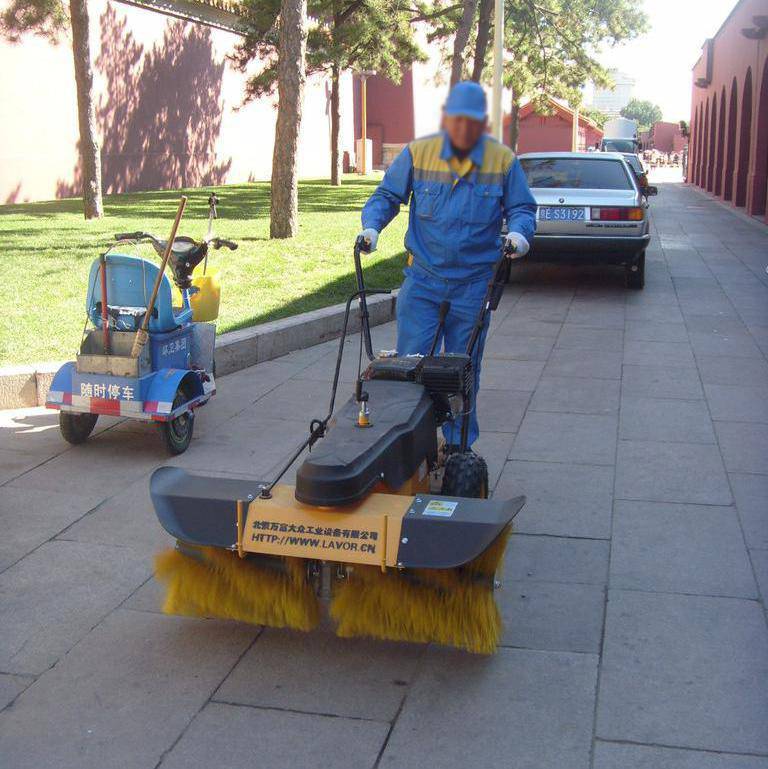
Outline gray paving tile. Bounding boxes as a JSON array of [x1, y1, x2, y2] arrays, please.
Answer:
[[511, 411, 617, 466], [594, 741, 768, 769], [162, 701, 388, 769], [615, 440, 732, 505], [505, 534, 609, 585], [476, 430, 516, 491], [619, 396, 716, 444], [730, 473, 768, 549], [0, 448, 46, 486], [704, 383, 768, 422], [624, 340, 696, 368], [696, 354, 768, 386], [493, 318, 562, 339], [216, 628, 419, 721], [479, 358, 544, 390], [684, 314, 752, 336], [0, 486, 102, 573], [530, 376, 620, 415], [476, 388, 530, 433], [0, 672, 31, 710], [497, 460, 614, 539], [621, 364, 704, 400], [689, 330, 765, 358], [715, 421, 768, 474], [483, 335, 554, 360], [379, 647, 597, 769], [10, 440, 162, 497], [597, 590, 768, 754], [57, 472, 169, 552], [0, 610, 256, 769], [544, 348, 623, 379], [498, 580, 604, 652], [625, 320, 690, 342], [625, 303, 684, 323], [565, 304, 625, 329], [611, 501, 756, 597], [0, 540, 149, 675], [751, 548, 768, 602], [556, 326, 624, 351]]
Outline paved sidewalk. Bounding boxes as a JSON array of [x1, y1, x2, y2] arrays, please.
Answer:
[[1, 182, 767, 769]]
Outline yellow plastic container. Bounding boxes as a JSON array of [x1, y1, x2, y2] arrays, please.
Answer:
[[172, 265, 221, 322]]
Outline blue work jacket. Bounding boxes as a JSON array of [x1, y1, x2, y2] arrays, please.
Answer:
[[361, 131, 537, 280]]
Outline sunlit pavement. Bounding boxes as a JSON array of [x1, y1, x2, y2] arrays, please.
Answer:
[[1, 181, 767, 769]]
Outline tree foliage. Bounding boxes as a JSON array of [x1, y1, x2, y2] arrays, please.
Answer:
[[231, 0, 424, 102], [1, 0, 68, 42], [621, 98, 662, 130], [581, 104, 610, 128]]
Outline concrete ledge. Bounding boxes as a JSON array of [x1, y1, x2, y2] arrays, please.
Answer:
[[0, 291, 399, 409]]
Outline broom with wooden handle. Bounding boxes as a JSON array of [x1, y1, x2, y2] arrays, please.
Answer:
[[131, 196, 188, 358]]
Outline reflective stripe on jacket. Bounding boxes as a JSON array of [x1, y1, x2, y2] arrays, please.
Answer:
[[361, 131, 537, 280]]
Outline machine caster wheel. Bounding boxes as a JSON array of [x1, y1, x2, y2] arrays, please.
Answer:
[[441, 451, 489, 499], [59, 412, 98, 445], [626, 252, 645, 290], [159, 387, 195, 455]]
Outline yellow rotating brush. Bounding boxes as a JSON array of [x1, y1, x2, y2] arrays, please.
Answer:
[[155, 546, 320, 631], [330, 525, 511, 655]]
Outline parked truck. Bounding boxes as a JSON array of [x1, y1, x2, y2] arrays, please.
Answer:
[[600, 117, 640, 154]]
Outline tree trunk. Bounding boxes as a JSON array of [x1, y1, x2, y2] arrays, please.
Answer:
[[330, 63, 342, 186], [508, 98, 520, 152], [471, 0, 492, 82], [450, 0, 477, 87], [69, 0, 103, 220], [270, 0, 307, 239]]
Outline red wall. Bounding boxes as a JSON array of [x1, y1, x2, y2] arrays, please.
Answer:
[[689, 0, 768, 220], [354, 71, 415, 168], [650, 121, 685, 153], [511, 109, 602, 153]]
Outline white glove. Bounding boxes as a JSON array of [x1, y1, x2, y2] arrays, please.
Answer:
[[357, 228, 379, 253], [504, 232, 530, 258]]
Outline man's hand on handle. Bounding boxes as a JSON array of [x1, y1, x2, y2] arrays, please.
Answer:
[[356, 228, 379, 253], [504, 232, 529, 258]]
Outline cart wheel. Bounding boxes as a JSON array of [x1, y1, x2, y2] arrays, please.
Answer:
[[59, 412, 99, 445], [441, 451, 489, 499], [626, 252, 645, 290], [159, 387, 195, 455]]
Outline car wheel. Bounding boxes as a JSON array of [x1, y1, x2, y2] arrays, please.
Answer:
[[626, 252, 645, 290], [159, 386, 195, 454], [59, 411, 98, 444]]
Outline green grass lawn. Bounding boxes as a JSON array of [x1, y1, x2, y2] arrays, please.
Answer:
[[0, 176, 408, 367]]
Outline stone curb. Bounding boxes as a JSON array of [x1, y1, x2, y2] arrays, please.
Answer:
[[0, 290, 398, 410]]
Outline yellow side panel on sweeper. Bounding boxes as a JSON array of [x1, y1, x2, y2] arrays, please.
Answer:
[[241, 485, 411, 569]]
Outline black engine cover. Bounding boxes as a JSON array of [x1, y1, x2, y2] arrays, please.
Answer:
[[295, 380, 437, 507]]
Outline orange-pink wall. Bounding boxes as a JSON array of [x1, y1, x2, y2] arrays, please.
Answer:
[[688, 0, 768, 220], [0, 0, 356, 203]]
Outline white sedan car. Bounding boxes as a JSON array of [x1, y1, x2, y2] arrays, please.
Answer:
[[518, 152, 656, 289]]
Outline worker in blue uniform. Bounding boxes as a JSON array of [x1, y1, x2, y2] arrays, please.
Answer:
[[357, 81, 537, 449]]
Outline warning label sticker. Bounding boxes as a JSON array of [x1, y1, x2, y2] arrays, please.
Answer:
[[423, 500, 458, 517]]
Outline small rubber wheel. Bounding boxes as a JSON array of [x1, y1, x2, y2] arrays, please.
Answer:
[[626, 252, 645, 290], [59, 412, 98, 445], [441, 451, 489, 499], [159, 387, 195, 454]]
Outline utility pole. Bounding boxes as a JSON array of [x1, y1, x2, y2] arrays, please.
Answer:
[[491, 0, 503, 140], [358, 71, 375, 174]]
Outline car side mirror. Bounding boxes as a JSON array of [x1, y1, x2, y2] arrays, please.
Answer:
[[645, 186, 658, 196]]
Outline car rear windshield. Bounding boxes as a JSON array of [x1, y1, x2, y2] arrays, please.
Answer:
[[520, 157, 633, 190], [602, 139, 637, 153]]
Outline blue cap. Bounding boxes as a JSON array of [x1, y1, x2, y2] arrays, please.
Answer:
[[444, 81, 487, 121]]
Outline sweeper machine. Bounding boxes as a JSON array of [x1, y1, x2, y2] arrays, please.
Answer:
[[150, 238, 526, 653]]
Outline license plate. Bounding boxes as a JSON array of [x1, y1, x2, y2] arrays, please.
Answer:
[[538, 206, 585, 221]]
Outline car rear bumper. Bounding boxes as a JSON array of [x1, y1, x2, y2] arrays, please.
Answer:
[[528, 233, 650, 265]]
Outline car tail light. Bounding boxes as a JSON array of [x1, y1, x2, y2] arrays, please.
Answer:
[[590, 207, 644, 221]]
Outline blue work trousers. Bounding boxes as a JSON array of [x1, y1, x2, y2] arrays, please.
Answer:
[[396, 261, 491, 447]]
